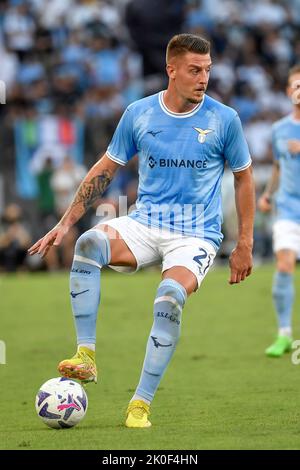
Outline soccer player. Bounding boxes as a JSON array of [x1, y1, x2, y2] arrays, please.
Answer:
[[29, 34, 255, 427], [258, 64, 300, 358]]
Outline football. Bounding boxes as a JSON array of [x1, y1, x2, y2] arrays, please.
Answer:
[[35, 377, 88, 429]]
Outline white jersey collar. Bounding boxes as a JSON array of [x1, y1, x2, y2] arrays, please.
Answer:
[[289, 115, 300, 125], [159, 91, 205, 118]]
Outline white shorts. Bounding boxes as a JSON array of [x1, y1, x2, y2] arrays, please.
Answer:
[[273, 219, 300, 255], [103, 216, 216, 288]]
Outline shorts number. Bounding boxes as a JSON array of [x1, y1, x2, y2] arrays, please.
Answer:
[[193, 248, 212, 276]]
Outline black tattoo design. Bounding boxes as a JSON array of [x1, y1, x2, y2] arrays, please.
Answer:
[[72, 170, 112, 212]]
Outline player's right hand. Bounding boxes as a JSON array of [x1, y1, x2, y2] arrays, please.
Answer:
[[257, 193, 272, 213], [28, 224, 70, 258], [288, 139, 300, 154]]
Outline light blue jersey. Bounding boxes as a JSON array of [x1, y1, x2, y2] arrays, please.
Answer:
[[107, 92, 251, 249], [272, 115, 300, 222]]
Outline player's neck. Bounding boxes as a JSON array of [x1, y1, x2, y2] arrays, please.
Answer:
[[292, 106, 300, 121], [163, 89, 203, 114]]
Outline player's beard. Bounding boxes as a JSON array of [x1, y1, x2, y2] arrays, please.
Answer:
[[187, 94, 205, 104], [187, 88, 206, 104], [187, 97, 203, 104]]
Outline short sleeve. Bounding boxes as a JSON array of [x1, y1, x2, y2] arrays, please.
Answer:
[[224, 114, 252, 172], [106, 107, 138, 166]]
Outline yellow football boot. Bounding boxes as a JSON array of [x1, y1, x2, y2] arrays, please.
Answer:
[[58, 346, 97, 383], [125, 400, 151, 428]]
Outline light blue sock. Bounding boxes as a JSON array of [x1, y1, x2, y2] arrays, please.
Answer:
[[70, 229, 111, 345], [134, 279, 187, 403], [272, 271, 294, 332]]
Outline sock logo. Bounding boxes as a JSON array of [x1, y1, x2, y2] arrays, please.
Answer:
[[151, 336, 172, 348], [156, 311, 180, 325], [71, 268, 91, 275], [70, 289, 90, 298]]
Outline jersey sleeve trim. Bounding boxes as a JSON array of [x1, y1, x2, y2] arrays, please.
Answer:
[[106, 150, 126, 166], [231, 159, 252, 173]]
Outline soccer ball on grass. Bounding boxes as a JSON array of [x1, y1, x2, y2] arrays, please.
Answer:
[[35, 377, 88, 429]]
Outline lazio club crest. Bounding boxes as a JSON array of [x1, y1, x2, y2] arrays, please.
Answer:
[[194, 127, 214, 144]]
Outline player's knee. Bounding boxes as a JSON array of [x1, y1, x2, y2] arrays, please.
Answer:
[[276, 250, 296, 273], [154, 279, 187, 335], [157, 278, 187, 307], [74, 229, 111, 267], [276, 261, 294, 274]]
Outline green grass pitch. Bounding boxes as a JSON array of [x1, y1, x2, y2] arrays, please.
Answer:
[[0, 265, 300, 450]]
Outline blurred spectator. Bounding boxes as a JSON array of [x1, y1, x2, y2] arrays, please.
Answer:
[[15, 105, 85, 199], [34, 0, 72, 30], [35, 156, 56, 231], [0, 41, 18, 94], [17, 52, 45, 85], [230, 83, 261, 124], [244, 113, 273, 164], [3, 0, 36, 61], [30, 144, 67, 175], [0, 203, 32, 272], [47, 156, 87, 269], [51, 155, 86, 217], [242, 0, 288, 28], [125, 0, 185, 82]]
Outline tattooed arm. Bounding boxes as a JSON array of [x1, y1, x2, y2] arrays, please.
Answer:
[[60, 155, 117, 226], [28, 154, 120, 257]]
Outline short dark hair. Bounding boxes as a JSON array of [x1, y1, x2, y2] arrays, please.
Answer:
[[288, 64, 300, 81], [166, 34, 210, 63]]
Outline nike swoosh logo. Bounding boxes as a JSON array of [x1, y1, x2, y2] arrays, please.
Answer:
[[145, 369, 161, 377], [70, 289, 89, 298], [151, 336, 172, 348]]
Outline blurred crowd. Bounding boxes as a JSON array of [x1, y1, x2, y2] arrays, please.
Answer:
[[0, 0, 299, 271]]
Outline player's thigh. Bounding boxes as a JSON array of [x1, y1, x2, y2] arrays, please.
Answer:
[[95, 223, 137, 268], [95, 217, 160, 271], [275, 250, 297, 273], [162, 238, 216, 296], [273, 220, 300, 272]]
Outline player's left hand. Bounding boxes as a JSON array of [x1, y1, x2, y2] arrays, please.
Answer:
[[229, 243, 253, 284]]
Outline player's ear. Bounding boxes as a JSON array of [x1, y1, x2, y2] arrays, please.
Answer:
[[287, 75, 300, 99], [287, 75, 300, 103], [166, 63, 176, 80]]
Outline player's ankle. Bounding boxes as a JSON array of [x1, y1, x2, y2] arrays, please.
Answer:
[[278, 327, 292, 338], [78, 343, 95, 352], [130, 394, 151, 406]]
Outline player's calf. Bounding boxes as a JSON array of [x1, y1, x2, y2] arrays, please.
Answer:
[[58, 229, 111, 383], [126, 279, 187, 426], [70, 229, 111, 345]]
